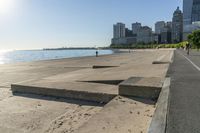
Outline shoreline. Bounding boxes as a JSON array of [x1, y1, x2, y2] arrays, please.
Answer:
[[0, 49, 115, 66], [0, 48, 175, 66]]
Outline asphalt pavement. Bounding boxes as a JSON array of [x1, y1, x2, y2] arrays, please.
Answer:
[[166, 49, 200, 133]]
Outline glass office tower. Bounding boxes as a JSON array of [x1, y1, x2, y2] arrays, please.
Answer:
[[183, 0, 200, 40], [183, 0, 193, 26], [183, 0, 200, 25], [192, 0, 200, 22]]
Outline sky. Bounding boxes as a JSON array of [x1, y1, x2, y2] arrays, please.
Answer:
[[0, 0, 182, 50]]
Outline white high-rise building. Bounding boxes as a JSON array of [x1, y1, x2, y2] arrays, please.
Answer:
[[113, 23, 125, 39]]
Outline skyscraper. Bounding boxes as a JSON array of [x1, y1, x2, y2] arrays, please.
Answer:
[[183, 0, 193, 26], [160, 26, 172, 44], [113, 23, 126, 39], [125, 28, 133, 37], [137, 26, 153, 43], [166, 21, 172, 30], [132, 22, 141, 34], [172, 7, 183, 43], [155, 21, 165, 34], [183, 0, 200, 24], [183, 0, 200, 40], [192, 0, 200, 22]]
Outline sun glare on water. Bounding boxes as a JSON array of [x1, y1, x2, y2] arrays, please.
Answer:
[[0, 49, 13, 65], [0, 0, 15, 15]]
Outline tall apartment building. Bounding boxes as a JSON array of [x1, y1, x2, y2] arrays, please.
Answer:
[[137, 26, 153, 43], [166, 21, 172, 30], [112, 23, 137, 45], [113, 23, 126, 39], [155, 21, 165, 34], [132, 22, 141, 34], [160, 26, 172, 44], [125, 28, 133, 37], [112, 22, 154, 45], [154, 21, 172, 43], [172, 7, 183, 43]]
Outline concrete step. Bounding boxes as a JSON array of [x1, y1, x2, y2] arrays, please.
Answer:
[[11, 80, 118, 103], [119, 77, 164, 100]]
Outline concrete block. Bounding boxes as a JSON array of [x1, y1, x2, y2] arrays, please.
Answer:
[[119, 77, 163, 99]]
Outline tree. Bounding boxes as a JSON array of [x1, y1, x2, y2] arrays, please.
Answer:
[[188, 30, 200, 50]]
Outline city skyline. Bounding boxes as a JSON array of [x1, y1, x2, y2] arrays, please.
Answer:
[[112, 6, 183, 45], [0, 0, 182, 50]]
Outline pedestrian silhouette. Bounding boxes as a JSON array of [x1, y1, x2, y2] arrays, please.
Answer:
[[186, 42, 190, 55], [96, 51, 98, 57]]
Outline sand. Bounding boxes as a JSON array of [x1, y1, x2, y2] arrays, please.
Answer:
[[0, 49, 173, 133]]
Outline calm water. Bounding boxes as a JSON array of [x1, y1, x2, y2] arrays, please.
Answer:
[[0, 49, 113, 64]]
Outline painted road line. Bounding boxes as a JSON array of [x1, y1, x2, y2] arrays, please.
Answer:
[[178, 51, 200, 72]]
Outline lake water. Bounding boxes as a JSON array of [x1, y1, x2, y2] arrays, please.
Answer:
[[0, 49, 113, 64]]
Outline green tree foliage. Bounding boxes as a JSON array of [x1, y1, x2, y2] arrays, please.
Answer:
[[110, 42, 187, 49], [188, 30, 200, 50]]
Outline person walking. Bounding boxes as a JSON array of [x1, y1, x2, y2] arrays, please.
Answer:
[[186, 42, 190, 55], [96, 50, 98, 57]]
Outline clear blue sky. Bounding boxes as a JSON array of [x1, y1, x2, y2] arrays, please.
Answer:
[[0, 0, 182, 50]]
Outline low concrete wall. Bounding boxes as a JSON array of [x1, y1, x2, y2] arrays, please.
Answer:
[[148, 78, 170, 133], [11, 84, 116, 103]]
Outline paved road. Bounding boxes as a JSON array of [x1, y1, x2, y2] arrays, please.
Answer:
[[166, 49, 200, 133]]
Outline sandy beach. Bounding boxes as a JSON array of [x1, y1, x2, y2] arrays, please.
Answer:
[[0, 49, 173, 133]]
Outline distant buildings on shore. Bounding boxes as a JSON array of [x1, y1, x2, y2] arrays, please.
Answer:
[[112, 22, 155, 45], [112, 0, 200, 45]]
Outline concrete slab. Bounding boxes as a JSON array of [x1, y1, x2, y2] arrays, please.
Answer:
[[152, 50, 174, 64], [11, 80, 118, 103], [119, 77, 163, 99], [74, 96, 156, 133]]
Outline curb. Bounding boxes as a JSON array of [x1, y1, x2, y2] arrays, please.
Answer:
[[147, 78, 170, 133]]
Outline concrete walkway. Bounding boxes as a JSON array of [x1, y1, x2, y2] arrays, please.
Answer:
[[166, 49, 200, 133]]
